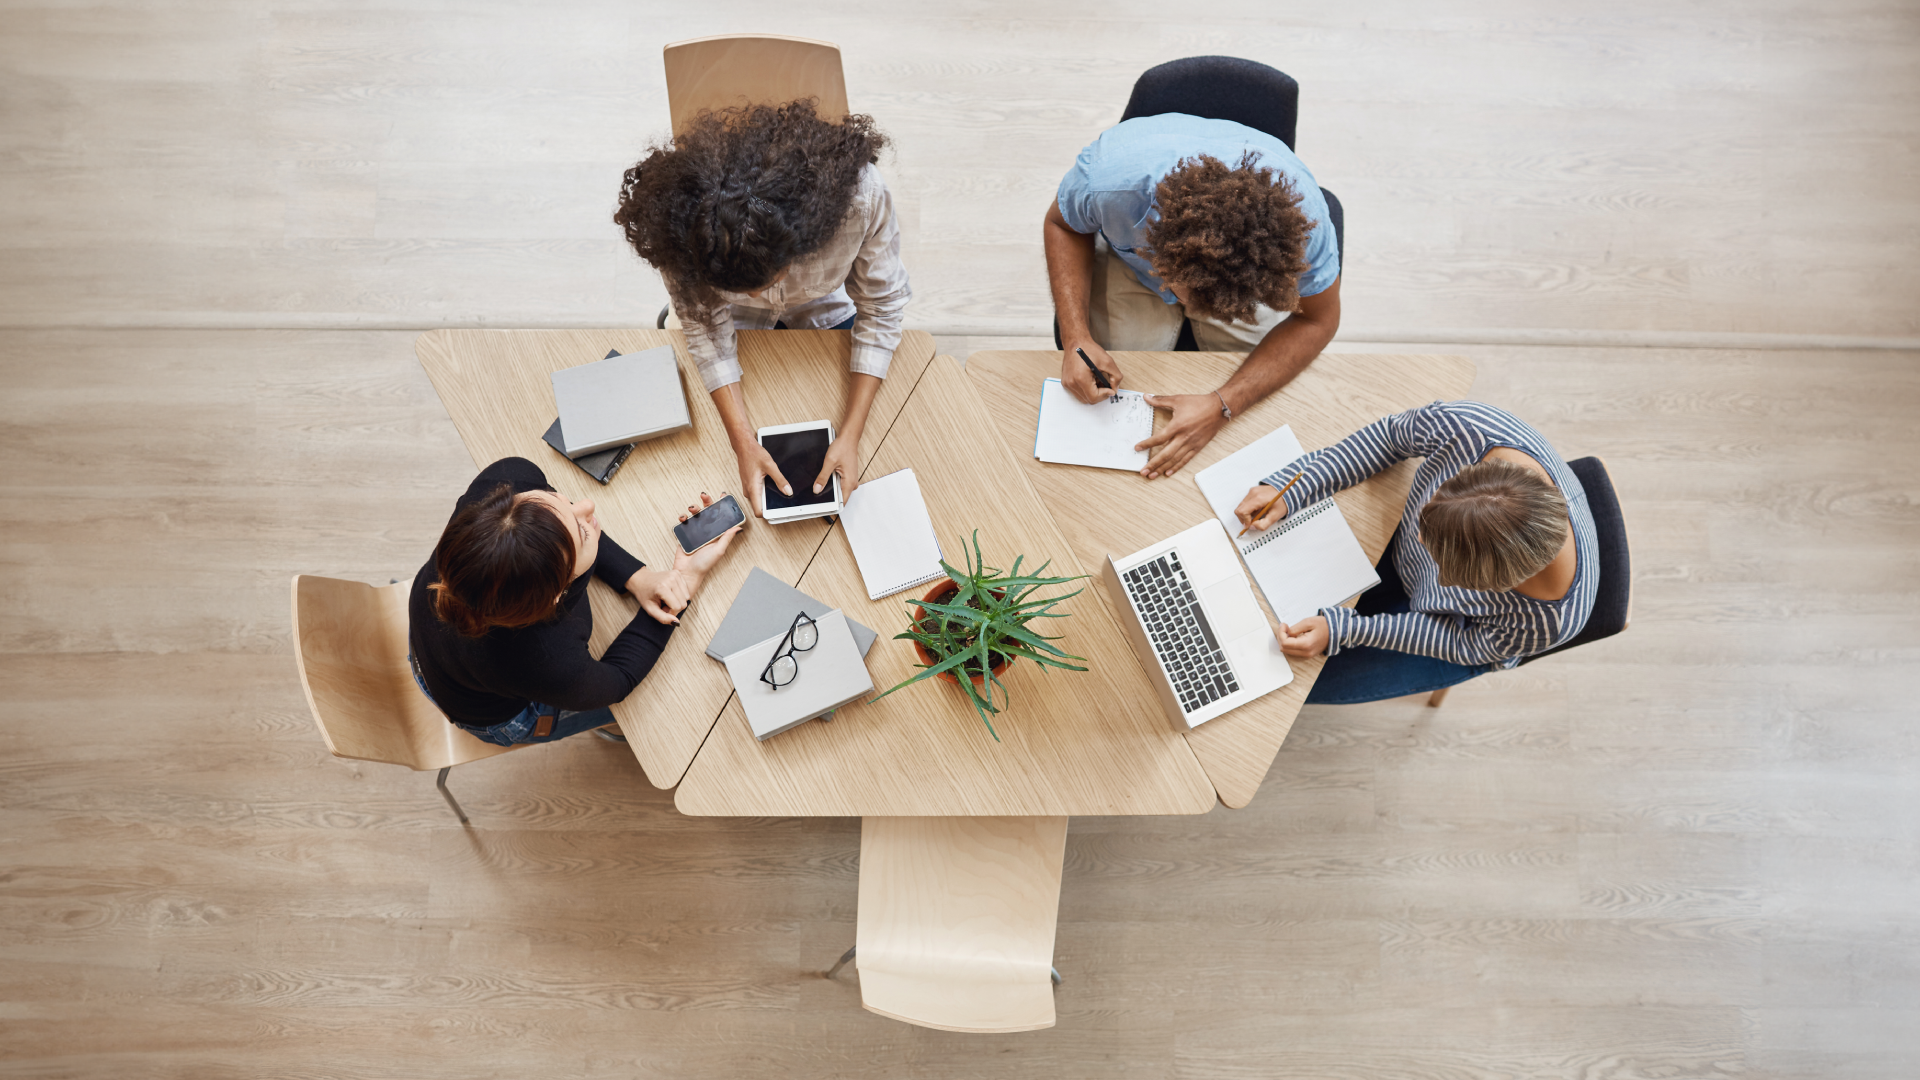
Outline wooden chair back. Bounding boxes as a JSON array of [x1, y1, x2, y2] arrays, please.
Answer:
[[290, 575, 517, 771], [662, 34, 847, 137], [855, 816, 1068, 1033]]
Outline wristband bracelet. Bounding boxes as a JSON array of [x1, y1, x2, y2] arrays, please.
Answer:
[[1213, 390, 1233, 419]]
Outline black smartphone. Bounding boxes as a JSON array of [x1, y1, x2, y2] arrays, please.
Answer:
[[673, 494, 746, 554]]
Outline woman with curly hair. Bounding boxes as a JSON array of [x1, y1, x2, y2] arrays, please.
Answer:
[[1044, 114, 1342, 480], [615, 101, 910, 515]]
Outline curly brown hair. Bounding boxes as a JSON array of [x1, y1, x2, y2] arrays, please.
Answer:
[[1144, 151, 1315, 323], [614, 101, 888, 312]]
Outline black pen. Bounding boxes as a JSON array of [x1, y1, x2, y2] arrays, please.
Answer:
[[1074, 347, 1116, 400]]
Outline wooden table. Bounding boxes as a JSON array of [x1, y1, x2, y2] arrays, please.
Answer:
[[415, 328, 935, 790], [673, 354, 1216, 817], [964, 350, 1478, 808]]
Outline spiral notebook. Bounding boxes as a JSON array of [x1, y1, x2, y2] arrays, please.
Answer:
[[837, 468, 946, 599], [1193, 425, 1380, 624]]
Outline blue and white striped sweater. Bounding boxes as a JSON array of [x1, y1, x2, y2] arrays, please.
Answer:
[[1261, 401, 1598, 668]]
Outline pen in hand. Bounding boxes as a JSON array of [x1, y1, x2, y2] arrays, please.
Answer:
[[1074, 347, 1117, 400], [1238, 473, 1303, 538]]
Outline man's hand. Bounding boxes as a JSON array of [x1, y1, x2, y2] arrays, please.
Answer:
[[816, 431, 861, 500], [1135, 393, 1229, 479], [1234, 483, 1290, 532], [1276, 615, 1329, 658], [626, 493, 743, 625], [732, 438, 790, 519], [1060, 338, 1124, 404]]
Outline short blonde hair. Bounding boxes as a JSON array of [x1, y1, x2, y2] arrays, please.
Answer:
[[1418, 459, 1567, 592]]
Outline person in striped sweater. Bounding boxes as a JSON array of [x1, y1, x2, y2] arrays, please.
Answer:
[[1232, 401, 1598, 703]]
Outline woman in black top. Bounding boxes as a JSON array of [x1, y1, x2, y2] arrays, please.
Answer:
[[408, 457, 740, 746]]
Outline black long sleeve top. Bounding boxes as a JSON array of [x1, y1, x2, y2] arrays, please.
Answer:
[[407, 457, 674, 727]]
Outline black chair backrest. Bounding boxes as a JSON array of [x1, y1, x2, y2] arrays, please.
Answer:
[[1523, 456, 1630, 664], [1121, 56, 1299, 150]]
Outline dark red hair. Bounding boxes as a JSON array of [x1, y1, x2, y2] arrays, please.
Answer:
[[427, 484, 574, 637]]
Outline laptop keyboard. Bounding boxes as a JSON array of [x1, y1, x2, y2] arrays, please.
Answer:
[[1121, 552, 1240, 715]]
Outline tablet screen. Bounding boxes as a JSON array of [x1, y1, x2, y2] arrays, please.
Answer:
[[760, 428, 836, 510]]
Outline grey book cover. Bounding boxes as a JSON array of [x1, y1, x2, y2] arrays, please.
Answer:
[[549, 344, 692, 456], [722, 609, 874, 741], [706, 566, 879, 661]]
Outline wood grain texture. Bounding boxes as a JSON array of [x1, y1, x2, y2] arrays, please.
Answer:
[[290, 574, 519, 771], [965, 350, 1476, 808], [674, 355, 1217, 817], [412, 327, 934, 788], [855, 816, 1067, 1033], [4, 335, 1920, 1074], [3, 2, 1917, 342], [663, 34, 848, 135]]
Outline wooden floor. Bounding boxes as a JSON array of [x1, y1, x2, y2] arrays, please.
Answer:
[[4, 0, 1920, 1076]]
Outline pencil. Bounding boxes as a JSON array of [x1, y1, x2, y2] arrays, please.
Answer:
[[1237, 473, 1302, 537]]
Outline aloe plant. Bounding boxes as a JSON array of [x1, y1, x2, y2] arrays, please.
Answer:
[[871, 531, 1088, 741]]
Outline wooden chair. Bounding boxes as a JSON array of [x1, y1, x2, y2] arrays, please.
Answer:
[[655, 33, 851, 330], [827, 816, 1068, 1033], [662, 33, 847, 138], [1428, 456, 1633, 706], [290, 575, 522, 824]]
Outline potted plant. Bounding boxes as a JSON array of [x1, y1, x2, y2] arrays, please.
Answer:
[[870, 531, 1088, 742]]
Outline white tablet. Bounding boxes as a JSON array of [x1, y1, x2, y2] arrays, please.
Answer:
[[757, 420, 842, 523]]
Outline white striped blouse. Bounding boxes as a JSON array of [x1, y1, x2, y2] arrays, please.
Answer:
[[1260, 401, 1598, 668]]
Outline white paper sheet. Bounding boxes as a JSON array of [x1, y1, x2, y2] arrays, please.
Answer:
[[1193, 425, 1381, 624], [837, 468, 946, 599], [1033, 378, 1154, 471]]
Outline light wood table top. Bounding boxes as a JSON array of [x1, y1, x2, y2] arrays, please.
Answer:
[[414, 328, 936, 789], [673, 355, 1218, 817], [963, 350, 1478, 808]]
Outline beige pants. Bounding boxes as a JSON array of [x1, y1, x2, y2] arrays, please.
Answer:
[[1087, 235, 1288, 352]]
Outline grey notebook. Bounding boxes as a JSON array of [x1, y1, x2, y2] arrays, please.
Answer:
[[722, 609, 875, 741], [549, 345, 692, 456], [706, 567, 878, 661]]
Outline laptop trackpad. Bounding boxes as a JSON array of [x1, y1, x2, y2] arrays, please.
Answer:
[[1202, 579, 1267, 642]]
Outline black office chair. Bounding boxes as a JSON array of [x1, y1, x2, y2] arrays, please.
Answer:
[[1053, 55, 1343, 351], [1428, 456, 1633, 706]]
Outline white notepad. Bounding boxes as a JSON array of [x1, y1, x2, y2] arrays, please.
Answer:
[[1033, 378, 1154, 471], [1194, 425, 1381, 624], [837, 468, 946, 599]]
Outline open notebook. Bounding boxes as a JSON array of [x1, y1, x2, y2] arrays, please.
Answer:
[[1033, 378, 1154, 471], [1193, 426, 1381, 624]]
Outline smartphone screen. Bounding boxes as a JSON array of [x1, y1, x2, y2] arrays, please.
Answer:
[[674, 494, 745, 553], [759, 428, 836, 511]]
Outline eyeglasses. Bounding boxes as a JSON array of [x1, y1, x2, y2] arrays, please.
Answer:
[[760, 611, 819, 689]]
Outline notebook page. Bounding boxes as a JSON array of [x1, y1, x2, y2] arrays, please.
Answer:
[[837, 469, 946, 599], [1033, 378, 1154, 471], [1194, 426, 1381, 624]]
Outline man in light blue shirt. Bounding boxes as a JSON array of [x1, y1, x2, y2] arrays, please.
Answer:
[[1044, 113, 1342, 479]]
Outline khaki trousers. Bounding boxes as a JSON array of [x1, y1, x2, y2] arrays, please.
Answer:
[[1086, 235, 1287, 352]]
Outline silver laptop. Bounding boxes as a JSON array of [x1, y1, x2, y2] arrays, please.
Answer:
[[1100, 519, 1294, 730]]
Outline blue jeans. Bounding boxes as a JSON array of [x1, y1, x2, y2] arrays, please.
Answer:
[[409, 655, 616, 747], [1305, 530, 1492, 705]]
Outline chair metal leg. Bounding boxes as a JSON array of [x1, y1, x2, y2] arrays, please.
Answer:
[[436, 766, 471, 825], [1426, 687, 1451, 708], [1051, 966, 1063, 987], [826, 945, 857, 980]]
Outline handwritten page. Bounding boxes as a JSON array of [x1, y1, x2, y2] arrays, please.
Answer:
[[1033, 378, 1154, 471]]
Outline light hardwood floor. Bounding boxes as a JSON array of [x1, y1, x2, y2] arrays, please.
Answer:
[[3, 331, 1915, 1078], [4, 0, 1920, 1076]]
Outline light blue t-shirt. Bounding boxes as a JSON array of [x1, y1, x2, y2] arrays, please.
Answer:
[[1055, 113, 1339, 306]]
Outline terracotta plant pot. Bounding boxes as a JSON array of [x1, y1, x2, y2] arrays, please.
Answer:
[[911, 581, 1011, 688]]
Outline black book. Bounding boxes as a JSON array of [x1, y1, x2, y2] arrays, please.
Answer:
[[540, 350, 636, 485]]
